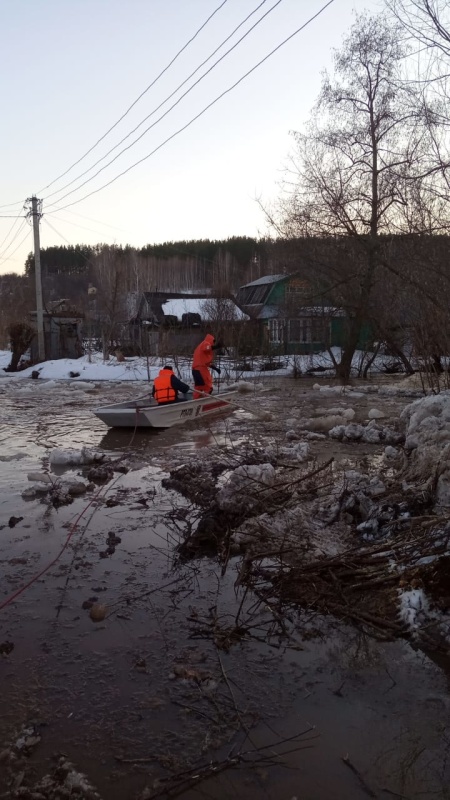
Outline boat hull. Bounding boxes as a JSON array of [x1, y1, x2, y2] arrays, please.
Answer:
[[94, 392, 236, 429]]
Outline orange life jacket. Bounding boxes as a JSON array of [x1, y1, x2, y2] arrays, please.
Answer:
[[153, 369, 176, 404]]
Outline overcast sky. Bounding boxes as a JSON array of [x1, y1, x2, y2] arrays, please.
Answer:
[[0, 0, 382, 276]]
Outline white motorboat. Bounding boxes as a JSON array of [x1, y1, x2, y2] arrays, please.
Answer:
[[94, 391, 237, 429]]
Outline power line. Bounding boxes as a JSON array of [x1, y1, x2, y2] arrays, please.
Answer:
[[42, 0, 273, 203], [37, 0, 229, 195], [0, 210, 25, 253], [51, 214, 120, 240], [46, 0, 337, 215], [43, 218, 95, 270], [0, 214, 25, 218], [0, 217, 28, 261], [0, 199, 26, 211], [43, 217, 75, 247], [58, 207, 131, 234], [0, 221, 30, 267]]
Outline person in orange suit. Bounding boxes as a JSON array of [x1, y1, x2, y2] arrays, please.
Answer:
[[192, 333, 222, 399]]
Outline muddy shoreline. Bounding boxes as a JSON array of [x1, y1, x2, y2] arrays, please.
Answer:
[[1, 375, 449, 799]]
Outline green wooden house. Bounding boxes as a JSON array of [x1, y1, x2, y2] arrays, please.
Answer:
[[236, 274, 361, 355]]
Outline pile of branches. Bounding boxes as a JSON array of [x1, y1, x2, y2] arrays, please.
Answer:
[[245, 520, 450, 644], [166, 458, 335, 560]]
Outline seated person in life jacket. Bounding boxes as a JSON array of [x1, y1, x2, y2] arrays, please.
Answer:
[[191, 334, 223, 400], [152, 365, 190, 405]]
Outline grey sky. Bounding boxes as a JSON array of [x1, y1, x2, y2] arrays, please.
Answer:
[[0, 0, 381, 275]]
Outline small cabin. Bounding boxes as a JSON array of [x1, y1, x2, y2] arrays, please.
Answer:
[[130, 290, 247, 356], [29, 299, 84, 361], [236, 274, 350, 354]]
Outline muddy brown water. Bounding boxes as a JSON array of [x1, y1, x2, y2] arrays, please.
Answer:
[[0, 376, 449, 799]]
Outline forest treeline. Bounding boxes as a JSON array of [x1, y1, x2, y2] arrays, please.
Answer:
[[22, 237, 273, 287]]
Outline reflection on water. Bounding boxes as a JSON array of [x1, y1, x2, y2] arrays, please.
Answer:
[[98, 426, 162, 454]]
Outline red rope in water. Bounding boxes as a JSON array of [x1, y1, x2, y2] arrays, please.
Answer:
[[0, 407, 142, 612], [0, 486, 106, 611]]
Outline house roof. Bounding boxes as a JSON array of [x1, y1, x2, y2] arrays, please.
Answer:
[[253, 305, 346, 321], [239, 274, 289, 289], [253, 304, 278, 319], [139, 291, 248, 322], [142, 290, 212, 301]]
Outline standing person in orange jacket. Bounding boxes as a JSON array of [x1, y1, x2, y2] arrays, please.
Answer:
[[192, 334, 222, 399]]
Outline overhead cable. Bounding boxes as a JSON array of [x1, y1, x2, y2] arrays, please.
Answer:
[[50, 214, 118, 240], [43, 218, 95, 270], [58, 207, 131, 234], [37, 0, 230, 194], [0, 211, 25, 254], [43, 217, 74, 247], [0, 199, 27, 212], [0, 217, 28, 260], [0, 220, 30, 266], [46, 0, 337, 214], [42, 0, 272, 202]]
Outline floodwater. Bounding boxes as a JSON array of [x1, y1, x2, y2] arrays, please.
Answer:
[[0, 376, 449, 799]]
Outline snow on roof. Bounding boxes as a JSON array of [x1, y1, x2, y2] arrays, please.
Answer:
[[240, 274, 288, 288], [255, 305, 345, 320], [162, 298, 205, 319], [143, 288, 213, 298], [257, 305, 279, 319], [162, 297, 248, 321], [298, 307, 346, 317]]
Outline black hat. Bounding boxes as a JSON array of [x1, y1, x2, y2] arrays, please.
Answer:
[[163, 365, 173, 370]]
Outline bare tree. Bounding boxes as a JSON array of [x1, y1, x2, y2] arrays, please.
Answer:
[[388, 1, 450, 58], [91, 246, 128, 360], [4, 322, 35, 372], [271, 13, 426, 381]]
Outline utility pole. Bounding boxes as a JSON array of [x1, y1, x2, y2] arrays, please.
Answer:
[[27, 196, 45, 361]]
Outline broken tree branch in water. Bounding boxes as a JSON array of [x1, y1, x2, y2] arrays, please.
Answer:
[[125, 726, 318, 798], [342, 754, 377, 798]]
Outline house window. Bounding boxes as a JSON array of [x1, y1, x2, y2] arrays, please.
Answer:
[[269, 319, 285, 343], [252, 284, 271, 304], [288, 318, 329, 343], [311, 319, 328, 343], [286, 279, 309, 298], [288, 319, 304, 342], [238, 284, 271, 305]]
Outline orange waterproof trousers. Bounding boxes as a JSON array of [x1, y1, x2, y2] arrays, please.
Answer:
[[192, 366, 213, 399]]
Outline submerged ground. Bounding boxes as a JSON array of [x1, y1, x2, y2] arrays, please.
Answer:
[[0, 373, 449, 799]]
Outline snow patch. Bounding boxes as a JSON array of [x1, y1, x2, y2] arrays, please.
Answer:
[[0, 453, 27, 462], [329, 421, 403, 445], [384, 446, 399, 460], [27, 472, 51, 483], [217, 463, 275, 514], [399, 588, 429, 630], [401, 393, 450, 506], [368, 408, 385, 419], [69, 381, 97, 392], [49, 447, 105, 466]]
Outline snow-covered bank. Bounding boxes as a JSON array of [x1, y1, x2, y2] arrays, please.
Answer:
[[0, 351, 153, 382], [401, 392, 450, 507], [0, 346, 433, 386]]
